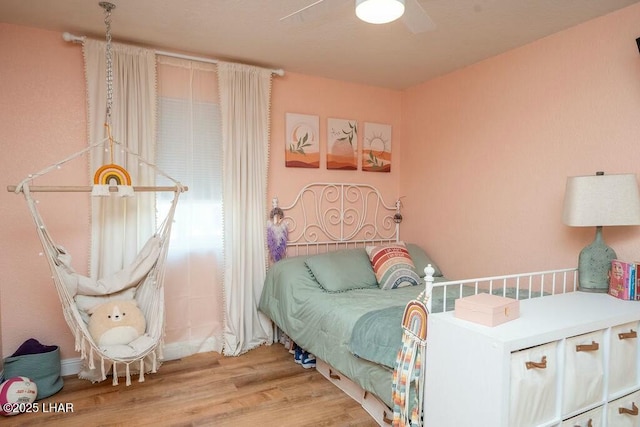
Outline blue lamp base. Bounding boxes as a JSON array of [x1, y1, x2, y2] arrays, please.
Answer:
[[578, 226, 616, 293]]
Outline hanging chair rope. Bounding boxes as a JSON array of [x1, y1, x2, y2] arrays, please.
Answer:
[[102, 1, 115, 130], [8, 131, 187, 194], [8, 1, 185, 196]]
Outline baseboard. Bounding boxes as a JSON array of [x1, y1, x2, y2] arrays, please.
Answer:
[[61, 357, 83, 377], [162, 337, 223, 361], [59, 337, 224, 377]]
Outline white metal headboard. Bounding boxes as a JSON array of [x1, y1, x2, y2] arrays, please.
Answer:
[[273, 183, 401, 256]]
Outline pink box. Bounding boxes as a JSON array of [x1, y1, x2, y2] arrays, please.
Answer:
[[454, 293, 520, 327]]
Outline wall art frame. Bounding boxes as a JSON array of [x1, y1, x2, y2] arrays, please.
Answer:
[[327, 118, 357, 170], [285, 112, 320, 168], [362, 122, 391, 172]]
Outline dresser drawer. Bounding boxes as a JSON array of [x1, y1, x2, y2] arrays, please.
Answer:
[[606, 390, 640, 427], [510, 341, 558, 427], [561, 406, 603, 427], [609, 322, 640, 396], [563, 330, 605, 415]]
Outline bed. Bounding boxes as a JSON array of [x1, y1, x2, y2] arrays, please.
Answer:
[[258, 183, 578, 425]]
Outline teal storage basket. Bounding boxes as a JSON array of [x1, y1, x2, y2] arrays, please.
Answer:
[[4, 346, 64, 400]]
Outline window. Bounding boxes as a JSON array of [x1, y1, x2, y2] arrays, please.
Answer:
[[156, 59, 222, 255]]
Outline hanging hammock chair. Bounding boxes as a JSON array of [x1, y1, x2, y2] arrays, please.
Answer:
[[8, 134, 186, 386], [7, 1, 187, 386]]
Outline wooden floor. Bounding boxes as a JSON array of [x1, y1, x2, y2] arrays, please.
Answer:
[[5, 344, 377, 427]]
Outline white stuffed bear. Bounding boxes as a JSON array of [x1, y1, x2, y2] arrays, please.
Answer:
[[88, 300, 146, 347]]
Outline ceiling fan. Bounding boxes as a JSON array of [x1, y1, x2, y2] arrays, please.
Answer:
[[280, 0, 435, 34]]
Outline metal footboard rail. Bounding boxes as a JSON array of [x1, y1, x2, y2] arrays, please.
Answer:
[[426, 267, 579, 313]]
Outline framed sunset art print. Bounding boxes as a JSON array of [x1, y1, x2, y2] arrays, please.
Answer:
[[285, 113, 320, 168], [327, 118, 357, 170], [362, 122, 391, 172]]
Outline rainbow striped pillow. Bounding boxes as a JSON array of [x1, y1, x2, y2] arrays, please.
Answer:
[[366, 242, 421, 290]]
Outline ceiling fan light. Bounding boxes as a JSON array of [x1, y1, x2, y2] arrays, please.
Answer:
[[355, 0, 405, 24]]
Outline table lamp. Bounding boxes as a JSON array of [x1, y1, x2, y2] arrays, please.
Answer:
[[562, 172, 640, 292]]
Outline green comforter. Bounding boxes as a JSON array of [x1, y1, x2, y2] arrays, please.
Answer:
[[348, 285, 480, 369], [349, 285, 540, 370], [258, 254, 451, 408]]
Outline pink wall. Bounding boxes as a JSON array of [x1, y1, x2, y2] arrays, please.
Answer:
[[0, 24, 403, 361], [2, 3, 640, 362], [400, 3, 640, 278], [1, 25, 89, 360]]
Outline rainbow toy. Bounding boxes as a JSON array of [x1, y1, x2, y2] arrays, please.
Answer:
[[401, 300, 428, 341], [393, 299, 429, 426], [93, 163, 132, 186]]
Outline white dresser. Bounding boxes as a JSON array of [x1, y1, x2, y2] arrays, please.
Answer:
[[423, 292, 640, 426]]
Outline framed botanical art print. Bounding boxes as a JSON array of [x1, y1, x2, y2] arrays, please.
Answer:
[[327, 118, 357, 170], [362, 122, 391, 172], [285, 113, 320, 168]]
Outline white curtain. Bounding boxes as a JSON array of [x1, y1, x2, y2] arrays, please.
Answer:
[[217, 62, 273, 355], [83, 39, 157, 278], [155, 56, 225, 358]]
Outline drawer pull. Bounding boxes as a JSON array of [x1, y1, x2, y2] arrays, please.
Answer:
[[383, 410, 393, 424], [525, 355, 547, 370], [329, 369, 341, 380], [618, 329, 637, 340], [576, 341, 599, 352], [574, 419, 593, 427], [619, 402, 639, 416]]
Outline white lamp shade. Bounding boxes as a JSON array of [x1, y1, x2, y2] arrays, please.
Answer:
[[562, 173, 640, 226], [355, 0, 405, 24]]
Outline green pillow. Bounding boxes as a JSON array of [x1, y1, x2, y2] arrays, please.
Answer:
[[305, 249, 378, 292], [406, 243, 443, 277]]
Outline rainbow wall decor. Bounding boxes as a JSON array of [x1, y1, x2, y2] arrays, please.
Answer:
[[93, 163, 132, 186], [401, 300, 428, 341]]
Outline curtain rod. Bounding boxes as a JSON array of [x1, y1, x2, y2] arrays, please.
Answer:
[[62, 32, 285, 76], [7, 185, 187, 193]]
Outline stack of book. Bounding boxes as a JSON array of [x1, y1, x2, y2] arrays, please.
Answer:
[[608, 260, 638, 300]]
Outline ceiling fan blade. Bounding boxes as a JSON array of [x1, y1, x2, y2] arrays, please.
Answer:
[[401, 0, 436, 34], [280, 0, 327, 22]]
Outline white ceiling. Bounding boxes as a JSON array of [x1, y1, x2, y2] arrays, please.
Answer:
[[2, 0, 639, 90]]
